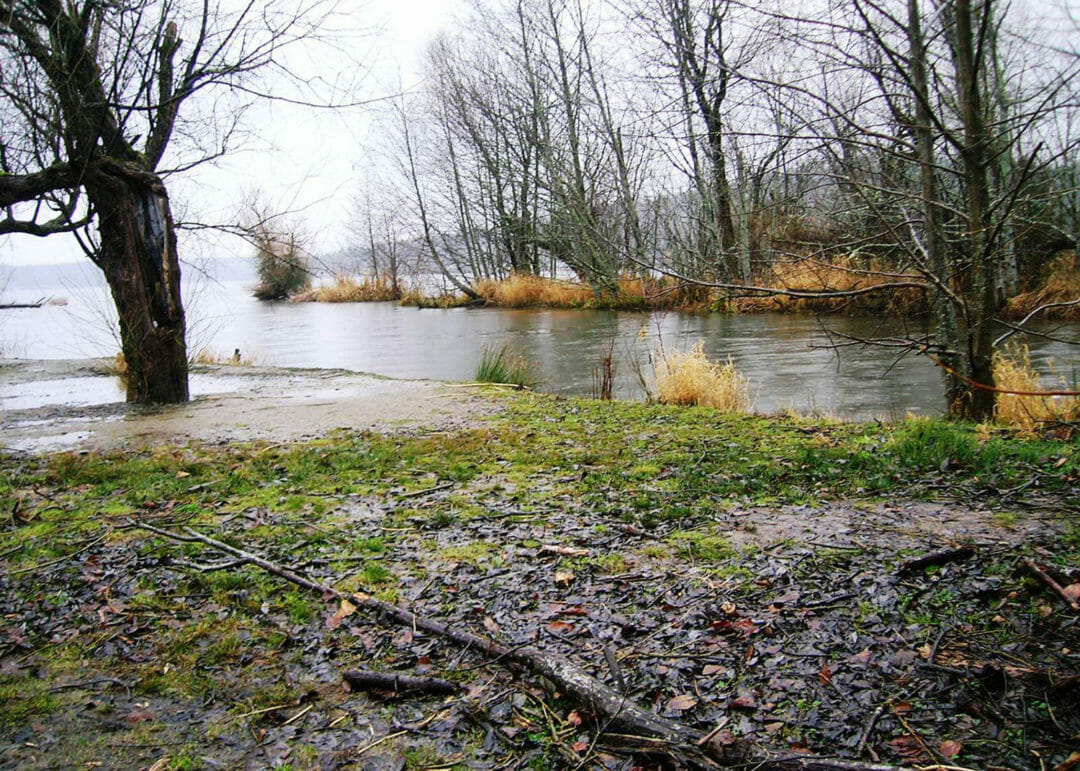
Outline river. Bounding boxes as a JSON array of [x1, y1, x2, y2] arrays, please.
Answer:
[[2, 259, 1078, 418]]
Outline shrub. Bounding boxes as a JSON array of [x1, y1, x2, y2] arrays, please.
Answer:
[[252, 227, 309, 301], [475, 343, 536, 388], [654, 341, 752, 412]]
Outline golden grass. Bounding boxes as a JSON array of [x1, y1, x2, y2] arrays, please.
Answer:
[[192, 347, 257, 366], [992, 344, 1080, 431], [731, 257, 925, 316], [654, 341, 752, 412], [291, 275, 401, 303], [474, 274, 594, 308], [1004, 252, 1080, 320]]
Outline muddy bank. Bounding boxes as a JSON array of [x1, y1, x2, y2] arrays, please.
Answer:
[[0, 358, 501, 453]]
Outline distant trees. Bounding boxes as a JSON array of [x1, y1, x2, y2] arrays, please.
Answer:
[[0, 0, 339, 403]]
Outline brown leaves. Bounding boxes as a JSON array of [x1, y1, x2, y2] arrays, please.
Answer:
[[664, 693, 698, 712]]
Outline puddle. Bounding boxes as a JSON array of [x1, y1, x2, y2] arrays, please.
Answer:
[[0, 377, 125, 410], [0, 373, 253, 411], [5, 430, 94, 453]]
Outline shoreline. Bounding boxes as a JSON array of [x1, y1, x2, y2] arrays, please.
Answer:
[[0, 358, 501, 454]]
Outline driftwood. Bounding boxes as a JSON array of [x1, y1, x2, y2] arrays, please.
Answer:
[[343, 670, 459, 695], [135, 522, 901, 771], [1023, 558, 1080, 611], [898, 546, 976, 575]]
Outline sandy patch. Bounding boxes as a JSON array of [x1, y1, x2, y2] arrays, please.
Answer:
[[0, 359, 501, 453]]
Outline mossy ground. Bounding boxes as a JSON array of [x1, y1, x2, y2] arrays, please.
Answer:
[[1, 395, 1077, 769]]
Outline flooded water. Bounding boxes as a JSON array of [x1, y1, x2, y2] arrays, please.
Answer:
[[2, 260, 1078, 418]]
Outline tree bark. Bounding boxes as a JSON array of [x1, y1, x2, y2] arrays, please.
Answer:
[[87, 162, 189, 404]]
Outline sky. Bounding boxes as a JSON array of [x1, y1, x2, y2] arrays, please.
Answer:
[[0, 0, 466, 268]]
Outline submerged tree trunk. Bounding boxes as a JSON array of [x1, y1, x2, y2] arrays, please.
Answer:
[[88, 161, 189, 404]]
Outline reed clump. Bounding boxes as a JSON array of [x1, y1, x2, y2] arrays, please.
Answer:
[[1004, 252, 1080, 320], [475, 343, 537, 388], [731, 257, 925, 316], [474, 274, 593, 308], [992, 344, 1080, 431], [654, 341, 752, 412], [291, 275, 401, 303]]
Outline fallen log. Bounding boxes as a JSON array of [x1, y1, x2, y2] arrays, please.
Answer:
[[343, 669, 460, 696], [135, 522, 902, 771]]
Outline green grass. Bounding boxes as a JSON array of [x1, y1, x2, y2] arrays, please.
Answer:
[[475, 343, 537, 388]]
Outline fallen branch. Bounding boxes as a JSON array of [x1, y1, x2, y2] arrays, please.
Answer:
[[898, 547, 976, 575], [1023, 558, 1080, 611], [135, 522, 901, 771], [343, 670, 459, 696]]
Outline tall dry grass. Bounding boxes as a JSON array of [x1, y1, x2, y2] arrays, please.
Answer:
[[1004, 252, 1080, 320], [474, 274, 593, 308], [992, 344, 1080, 430], [193, 347, 257, 366], [291, 275, 401, 303], [732, 257, 925, 315], [654, 342, 753, 412]]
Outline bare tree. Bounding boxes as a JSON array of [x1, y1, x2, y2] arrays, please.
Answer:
[[0, 0, 338, 402]]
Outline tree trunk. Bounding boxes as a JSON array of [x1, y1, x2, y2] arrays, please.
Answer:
[[87, 161, 189, 404]]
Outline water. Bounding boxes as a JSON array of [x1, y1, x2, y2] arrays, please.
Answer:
[[2, 260, 1078, 418]]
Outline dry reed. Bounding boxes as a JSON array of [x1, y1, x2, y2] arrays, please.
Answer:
[[654, 342, 752, 412], [731, 256, 925, 316], [291, 275, 401, 303], [992, 344, 1080, 431], [1004, 252, 1080, 320], [193, 347, 257, 366], [474, 274, 593, 308]]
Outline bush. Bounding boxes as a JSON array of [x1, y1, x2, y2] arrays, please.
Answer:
[[654, 341, 752, 412], [252, 227, 309, 301]]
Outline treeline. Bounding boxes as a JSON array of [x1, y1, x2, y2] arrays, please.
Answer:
[[354, 0, 1076, 297]]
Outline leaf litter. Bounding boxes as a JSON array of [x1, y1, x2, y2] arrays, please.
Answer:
[[0, 398, 1078, 769]]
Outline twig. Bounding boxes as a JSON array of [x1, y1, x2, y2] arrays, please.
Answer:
[[397, 481, 455, 499], [282, 704, 312, 726], [1023, 558, 1080, 611]]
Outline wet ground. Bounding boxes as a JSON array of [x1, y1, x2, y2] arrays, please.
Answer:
[[0, 359, 499, 453]]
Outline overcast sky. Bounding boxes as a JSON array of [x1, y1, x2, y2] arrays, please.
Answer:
[[0, 0, 466, 268]]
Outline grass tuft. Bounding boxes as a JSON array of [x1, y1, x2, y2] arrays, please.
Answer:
[[654, 342, 752, 412], [475, 343, 537, 388], [992, 344, 1080, 431]]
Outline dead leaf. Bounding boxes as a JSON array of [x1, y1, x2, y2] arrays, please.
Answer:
[[326, 598, 357, 630], [482, 615, 501, 633], [817, 661, 832, 686], [125, 706, 155, 724], [665, 693, 698, 712], [729, 695, 757, 710], [1054, 750, 1080, 771], [1063, 583, 1080, 603], [851, 648, 873, 665], [571, 740, 589, 753], [547, 620, 575, 634], [939, 740, 962, 759], [175, 470, 191, 479], [891, 701, 913, 716], [554, 570, 576, 586], [702, 664, 726, 676], [887, 734, 928, 762], [720, 601, 737, 615], [145, 759, 171, 771], [566, 710, 583, 726]]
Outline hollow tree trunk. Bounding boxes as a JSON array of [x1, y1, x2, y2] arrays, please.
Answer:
[[87, 161, 189, 404]]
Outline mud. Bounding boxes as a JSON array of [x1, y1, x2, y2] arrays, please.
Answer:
[[0, 358, 501, 453]]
